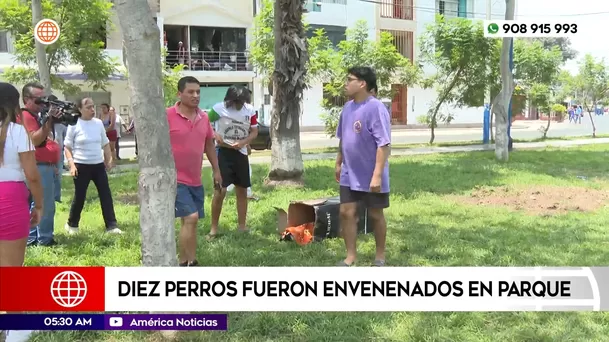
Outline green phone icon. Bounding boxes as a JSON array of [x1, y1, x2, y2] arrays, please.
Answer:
[[487, 23, 499, 34]]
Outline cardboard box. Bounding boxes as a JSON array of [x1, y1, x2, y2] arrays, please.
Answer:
[[275, 196, 372, 241]]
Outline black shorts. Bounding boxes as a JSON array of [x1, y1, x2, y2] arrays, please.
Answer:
[[217, 147, 251, 188], [340, 186, 390, 209]]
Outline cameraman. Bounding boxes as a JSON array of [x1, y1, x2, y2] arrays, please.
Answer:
[[17, 82, 62, 247]]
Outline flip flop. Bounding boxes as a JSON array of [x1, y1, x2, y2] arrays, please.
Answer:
[[337, 260, 354, 267], [373, 260, 386, 267], [205, 233, 223, 241]]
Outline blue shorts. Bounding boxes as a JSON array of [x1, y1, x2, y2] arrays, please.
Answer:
[[175, 183, 204, 219]]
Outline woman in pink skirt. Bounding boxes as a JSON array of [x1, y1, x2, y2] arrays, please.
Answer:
[[0, 83, 43, 266]]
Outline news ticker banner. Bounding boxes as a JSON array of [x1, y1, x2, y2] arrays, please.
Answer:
[[1, 267, 608, 312], [0, 314, 226, 331], [483, 20, 582, 38]]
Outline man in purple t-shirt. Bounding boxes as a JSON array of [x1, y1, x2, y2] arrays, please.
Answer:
[[335, 66, 391, 267]]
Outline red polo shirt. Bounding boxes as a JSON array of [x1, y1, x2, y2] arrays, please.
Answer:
[[17, 110, 60, 164], [167, 103, 214, 186]]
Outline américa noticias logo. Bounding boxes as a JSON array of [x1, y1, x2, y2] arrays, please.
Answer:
[[50, 271, 88, 308]]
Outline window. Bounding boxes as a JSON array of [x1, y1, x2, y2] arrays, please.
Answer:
[[380, 0, 414, 20], [0, 32, 8, 53], [437, 0, 465, 18], [304, 1, 322, 12], [307, 24, 346, 48], [381, 30, 414, 61]]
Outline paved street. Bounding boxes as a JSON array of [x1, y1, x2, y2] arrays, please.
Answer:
[[113, 115, 608, 161]]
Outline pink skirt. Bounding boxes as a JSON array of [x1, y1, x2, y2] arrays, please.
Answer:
[[0, 181, 30, 241]]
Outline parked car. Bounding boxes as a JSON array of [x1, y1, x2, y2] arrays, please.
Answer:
[[250, 122, 271, 151]]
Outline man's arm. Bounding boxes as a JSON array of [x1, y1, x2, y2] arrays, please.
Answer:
[[239, 111, 259, 146], [369, 104, 391, 178], [21, 112, 52, 146]]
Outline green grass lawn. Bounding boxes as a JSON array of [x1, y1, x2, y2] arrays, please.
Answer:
[[27, 144, 609, 342]]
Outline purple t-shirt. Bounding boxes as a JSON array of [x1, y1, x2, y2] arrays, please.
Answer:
[[336, 96, 391, 193]]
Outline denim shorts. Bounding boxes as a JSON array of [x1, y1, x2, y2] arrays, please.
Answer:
[[175, 183, 204, 219]]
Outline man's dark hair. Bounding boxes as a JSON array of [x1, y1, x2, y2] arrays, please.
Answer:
[[224, 85, 251, 108], [100, 103, 110, 109], [177, 76, 200, 92], [22, 82, 44, 102], [347, 66, 378, 92]]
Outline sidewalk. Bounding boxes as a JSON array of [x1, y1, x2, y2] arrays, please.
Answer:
[[94, 137, 609, 176]]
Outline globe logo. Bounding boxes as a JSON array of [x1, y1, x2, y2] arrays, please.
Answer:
[[34, 19, 60, 45], [50, 271, 87, 308]]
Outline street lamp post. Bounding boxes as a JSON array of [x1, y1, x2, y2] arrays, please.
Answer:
[[507, 37, 514, 151]]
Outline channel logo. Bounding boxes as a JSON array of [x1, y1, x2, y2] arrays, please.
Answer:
[[109, 317, 123, 327]]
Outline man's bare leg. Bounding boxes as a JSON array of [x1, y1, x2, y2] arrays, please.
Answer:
[[179, 213, 198, 264], [234, 186, 248, 231], [209, 188, 226, 237], [368, 208, 387, 262], [339, 202, 359, 265]]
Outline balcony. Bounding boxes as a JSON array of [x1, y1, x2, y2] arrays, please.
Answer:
[[164, 25, 249, 72], [165, 50, 250, 71], [380, 0, 414, 21]]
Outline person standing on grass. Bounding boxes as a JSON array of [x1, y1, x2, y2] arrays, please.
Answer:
[[0, 82, 43, 266], [207, 85, 258, 240], [168, 76, 222, 266], [110, 107, 124, 160], [335, 66, 391, 267], [18, 82, 61, 247], [64, 97, 121, 235]]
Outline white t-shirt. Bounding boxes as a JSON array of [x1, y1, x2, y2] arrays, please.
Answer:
[[115, 115, 122, 138], [0, 122, 35, 182], [209, 102, 258, 155], [64, 118, 109, 165]]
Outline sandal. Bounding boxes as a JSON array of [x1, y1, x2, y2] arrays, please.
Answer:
[[337, 260, 354, 267], [205, 233, 222, 241], [373, 260, 386, 267]]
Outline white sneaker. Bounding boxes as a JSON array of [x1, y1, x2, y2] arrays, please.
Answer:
[[105, 227, 123, 234], [64, 223, 79, 235]]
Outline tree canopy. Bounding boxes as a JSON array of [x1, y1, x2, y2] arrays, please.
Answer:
[[0, 0, 119, 94]]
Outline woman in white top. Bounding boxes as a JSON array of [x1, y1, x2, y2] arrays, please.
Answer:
[[0, 83, 43, 266], [64, 97, 121, 235]]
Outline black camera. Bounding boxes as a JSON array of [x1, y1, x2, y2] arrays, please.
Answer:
[[36, 96, 81, 126]]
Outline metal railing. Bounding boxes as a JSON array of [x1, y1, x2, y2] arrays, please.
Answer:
[[165, 50, 251, 71], [379, 0, 414, 20]]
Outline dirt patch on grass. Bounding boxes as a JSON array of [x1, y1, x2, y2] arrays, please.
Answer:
[[116, 193, 139, 205], [456, 185, 609, 215]]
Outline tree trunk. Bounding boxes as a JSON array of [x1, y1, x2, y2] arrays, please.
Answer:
[[543, 112, 551, 139], [115, 1, 179, 338], [31, 0, 52, 93], [267, 0, 307, 186], [114, 0, 177, 265], [588, 111, 596, 137], [493, 0, 515, 162]]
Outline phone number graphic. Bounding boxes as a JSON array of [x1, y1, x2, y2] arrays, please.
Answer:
[[483, 20, 579, 38]]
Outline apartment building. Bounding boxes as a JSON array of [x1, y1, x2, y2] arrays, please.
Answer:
[[407, 0, 506, 124], [0, 0, 256, 119]]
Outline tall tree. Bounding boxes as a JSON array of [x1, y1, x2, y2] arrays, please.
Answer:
[[419, 16, 494, 143], [532, 37, 577, 62], [31, 0, 51, 93], [268, 0, 308, 185], [320, 20, 419, 137], [0, 0, 119, 95], [113, 0, 177, 268], [492, 0, 515, 161], [572, 54, 609, 137]]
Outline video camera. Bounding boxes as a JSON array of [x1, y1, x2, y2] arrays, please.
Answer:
[[35, 96, 81, 126]]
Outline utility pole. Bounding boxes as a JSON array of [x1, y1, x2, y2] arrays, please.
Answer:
[[483, 0, 492, 144], [31, 0, 52, 94]]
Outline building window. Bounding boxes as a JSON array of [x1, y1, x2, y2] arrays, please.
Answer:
[[380, 0, 414, 20], [304, 1, 322, 12], [307, 24, 346, 48], [381, 30, 414, 61], [0, 31, 8, 53], [437, 0, 466, 18]]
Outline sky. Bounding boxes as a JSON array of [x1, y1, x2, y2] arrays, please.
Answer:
[[516, 0, 609, 73]]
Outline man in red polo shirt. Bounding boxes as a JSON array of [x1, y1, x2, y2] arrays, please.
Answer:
[[167, 76, 222, 266], [18, 82, 61, 246]]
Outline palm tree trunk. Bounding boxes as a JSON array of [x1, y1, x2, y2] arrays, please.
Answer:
[[268, 0, 308, 185]]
